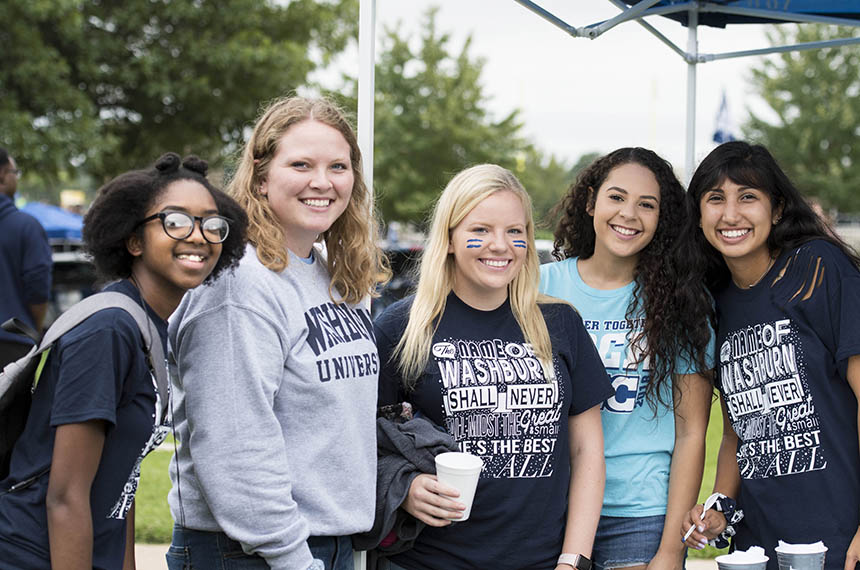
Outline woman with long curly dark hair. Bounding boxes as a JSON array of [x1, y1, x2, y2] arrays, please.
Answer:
[[540, 147, 714, 570], [0, 153, 246, 569], [680, 141, 860, 570]]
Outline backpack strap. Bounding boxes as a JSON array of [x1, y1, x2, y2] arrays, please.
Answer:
[[10, 291, 168, 418]]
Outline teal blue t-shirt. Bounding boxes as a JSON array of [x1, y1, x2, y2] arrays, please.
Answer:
[[540, 257, 712, 517]]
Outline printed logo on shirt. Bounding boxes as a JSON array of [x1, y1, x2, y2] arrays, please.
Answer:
[[433, 338, 563, 480], [719, 318, 827, 480], [303, 303, 379, 382], [587, 318, 650, 414], [108, 372, 170, 520]]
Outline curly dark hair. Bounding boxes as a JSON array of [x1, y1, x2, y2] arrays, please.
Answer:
[[683, 141, 860, 291], [551, 147, 714, 412], [83, 152, 248, 283]]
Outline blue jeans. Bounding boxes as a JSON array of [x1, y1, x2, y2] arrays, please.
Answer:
[[166, 525, 353, 570], [592, 514, 686, 570], [307, 535, 354, 570]]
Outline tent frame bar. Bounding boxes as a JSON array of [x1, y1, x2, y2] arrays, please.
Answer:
[[515, 0, 860, 61], [358, 0, 860, 190], [511, 0, 860, 180]]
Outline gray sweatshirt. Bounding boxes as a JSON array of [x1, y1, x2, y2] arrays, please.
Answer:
[[167, 245, 378, 569]]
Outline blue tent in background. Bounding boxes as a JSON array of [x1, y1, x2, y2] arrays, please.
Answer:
[[21, 202, 83, 240]]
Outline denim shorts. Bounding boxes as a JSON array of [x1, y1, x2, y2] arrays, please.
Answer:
[[592, 514, 673, 570], [166, 525, 353, 570]]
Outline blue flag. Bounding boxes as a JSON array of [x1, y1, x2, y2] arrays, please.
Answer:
[[713, 91, 736, 144]]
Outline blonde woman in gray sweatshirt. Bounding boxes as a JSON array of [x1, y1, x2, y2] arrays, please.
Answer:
[[166, 97, 390, 570]]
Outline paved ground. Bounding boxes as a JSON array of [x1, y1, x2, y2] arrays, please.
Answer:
[[135, 544, 718, 569]]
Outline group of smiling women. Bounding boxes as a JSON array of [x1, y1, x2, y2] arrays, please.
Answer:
[[0, 95, 857, 570]]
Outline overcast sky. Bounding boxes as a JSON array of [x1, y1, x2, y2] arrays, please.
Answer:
[[329, 0, 788, 179]]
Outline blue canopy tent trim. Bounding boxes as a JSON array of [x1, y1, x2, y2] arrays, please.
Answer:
[[21, 202, 84, 240], [620, 0, 860, 28], [507, 0, 860, 180]]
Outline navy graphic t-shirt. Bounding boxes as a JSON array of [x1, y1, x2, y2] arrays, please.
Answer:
[[376, 293, 613, 570], [0, 280, 169, 570], [714, 240, 860, 569]]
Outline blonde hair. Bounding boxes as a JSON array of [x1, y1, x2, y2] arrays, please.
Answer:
[[394, 164, 554, 385], [229, 95, 389, 303]]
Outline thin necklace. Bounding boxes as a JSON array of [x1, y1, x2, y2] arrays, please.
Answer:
[[739, 256, 776, 289]]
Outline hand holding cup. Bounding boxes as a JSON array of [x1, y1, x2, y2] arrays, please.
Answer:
[[402, 474, 465, 527]]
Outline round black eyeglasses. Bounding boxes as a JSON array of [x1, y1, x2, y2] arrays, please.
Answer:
[[136, 211, 231, 244]]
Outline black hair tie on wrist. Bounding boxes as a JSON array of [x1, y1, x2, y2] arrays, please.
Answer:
[[708, 494, 744, 549]]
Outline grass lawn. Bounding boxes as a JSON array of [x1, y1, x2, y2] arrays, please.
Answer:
[[688, 394, 730, 559], [135, 393, 731, 559], [135, 449, 174, 544]]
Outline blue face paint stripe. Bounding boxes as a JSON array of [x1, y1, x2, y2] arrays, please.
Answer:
[[466, 245, 481, 248], [466, 238, 483, 248], [513, 240, 527, 248]]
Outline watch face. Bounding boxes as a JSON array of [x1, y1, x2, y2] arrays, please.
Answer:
[[559, 554, 592, 570]]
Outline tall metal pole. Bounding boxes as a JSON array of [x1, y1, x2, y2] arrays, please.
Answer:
[[357, 0, 376, 196], [685, 7, 698, 184], [355, 12, 376, 565]]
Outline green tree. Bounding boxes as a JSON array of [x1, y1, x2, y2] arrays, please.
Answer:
[[366, 8, 530, 223], [516, 149, 573, 229], [525, 150, 601, 237], [743, 25, 860, 211], [0, 0, 356, 197]]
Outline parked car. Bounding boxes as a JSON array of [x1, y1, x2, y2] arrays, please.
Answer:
[[370, 238, 556, 320], [371, 243, 423, 319], [44, 240, 99, 327], [535, 239, 556, 264]]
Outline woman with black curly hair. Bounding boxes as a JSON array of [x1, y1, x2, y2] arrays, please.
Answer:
[[540, 148, 714, 570], [0, 153, 246, 570]]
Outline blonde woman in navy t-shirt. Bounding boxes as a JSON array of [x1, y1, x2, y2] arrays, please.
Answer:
[[375, 164, 613, 570]]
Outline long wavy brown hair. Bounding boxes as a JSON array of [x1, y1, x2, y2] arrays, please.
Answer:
[[228, 96, 389, 304], [551, 147, 714, 411]]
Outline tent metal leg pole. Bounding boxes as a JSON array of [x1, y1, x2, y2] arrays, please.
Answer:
[[358, 0, 377, 195], [685, 7, 698, 185]]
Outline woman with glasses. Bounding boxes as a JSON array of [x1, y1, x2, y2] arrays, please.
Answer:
[[165, 96, 390, 570], [0, 153, 246, 569]]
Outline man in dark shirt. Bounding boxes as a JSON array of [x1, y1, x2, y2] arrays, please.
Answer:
[[0, 147, 52, 367]]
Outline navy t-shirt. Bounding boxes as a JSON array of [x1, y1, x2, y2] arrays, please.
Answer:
[[713, 240, 860, 569], [0, 280, 169, 569], [375, 293, 613, 570], [0, 194, 52, 347]]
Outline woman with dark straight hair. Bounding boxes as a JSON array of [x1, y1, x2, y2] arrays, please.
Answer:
[[681, 141, 860, 570]]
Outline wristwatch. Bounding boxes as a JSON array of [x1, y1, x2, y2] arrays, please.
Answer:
[[558, 553, 592, 569]]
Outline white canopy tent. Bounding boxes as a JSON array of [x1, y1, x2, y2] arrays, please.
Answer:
[[357, 0, 860, 185]]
